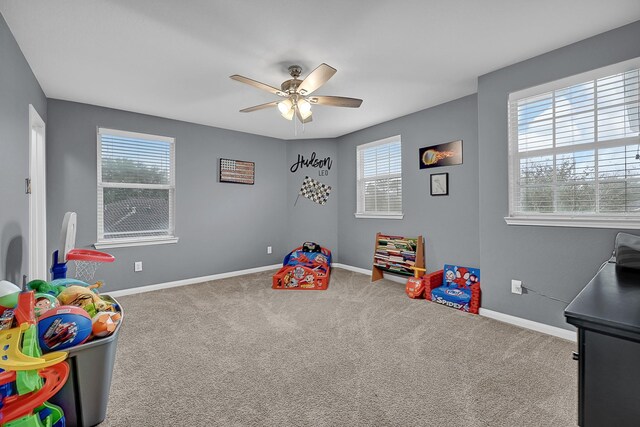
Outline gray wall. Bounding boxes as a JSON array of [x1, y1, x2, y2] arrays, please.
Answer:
[[478, 20, 640, 329], [46, 100, 289, 292], [285, 139, 338, 259], [0, 14, 47, 283], [13, 13, 640, 330], [336, 94, 480, 273]]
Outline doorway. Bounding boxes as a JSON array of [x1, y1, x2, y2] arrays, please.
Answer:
[[28, 104, 47, 281]]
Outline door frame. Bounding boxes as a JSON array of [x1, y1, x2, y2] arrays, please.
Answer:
[[28, 104, 47, 280]]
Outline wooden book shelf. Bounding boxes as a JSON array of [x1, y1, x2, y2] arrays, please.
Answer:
[[371, 232, 424, 282]]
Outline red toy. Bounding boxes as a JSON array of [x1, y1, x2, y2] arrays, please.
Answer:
[[405, 266, 426, 298], [272, 242, 332, 290]]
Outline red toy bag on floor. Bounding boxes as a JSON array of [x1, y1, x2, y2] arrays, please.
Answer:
[[406, 278, 425, 298], [405, 267, 426, 298]]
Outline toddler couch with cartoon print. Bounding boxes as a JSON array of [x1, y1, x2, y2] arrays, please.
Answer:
[[423, 264, 481, 314]]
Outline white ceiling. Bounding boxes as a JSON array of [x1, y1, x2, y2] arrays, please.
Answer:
[[2, 1, 639, 140]]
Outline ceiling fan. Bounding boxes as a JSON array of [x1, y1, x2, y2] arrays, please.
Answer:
[[230, 63, 363, 124]]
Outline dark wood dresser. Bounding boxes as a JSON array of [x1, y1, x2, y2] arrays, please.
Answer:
[[565, 263, 640, 427]]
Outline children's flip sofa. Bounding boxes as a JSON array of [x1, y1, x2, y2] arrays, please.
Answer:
[[423, 264, 481, 314], [272, 242, 332, 290]]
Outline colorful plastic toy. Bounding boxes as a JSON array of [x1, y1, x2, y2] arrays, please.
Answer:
[[0, 291, 69, 426], [0, 362, 69, 425], [272, 242, 332, 290], [423, 264, 481, 314], [57, 285, 113, 315], [26, 280, 66, 298], [37, 306, 92, 352], [405, 266, 426, 298], [14, 293, 43, 395], [91, 311, 122, 338], [0, 324, 67, 372], [0, 309, 15, 330], [49, 278, 92, 288], [33, 294, 60, 319]]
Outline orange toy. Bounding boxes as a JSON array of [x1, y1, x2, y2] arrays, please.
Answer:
[[406, 266, 426, 298], [0, 362, 69, 423], [91, 312, 121, 337]]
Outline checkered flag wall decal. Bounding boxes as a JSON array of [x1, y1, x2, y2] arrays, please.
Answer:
[[297, 176, 332, 206]]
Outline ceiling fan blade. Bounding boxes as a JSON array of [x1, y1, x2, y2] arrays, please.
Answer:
[[309, 96, 363, 108], [239, 101, 278, 113], [295, 108, 313, 124], [297, 63, 337, 95], [230, 75, 285, 96]]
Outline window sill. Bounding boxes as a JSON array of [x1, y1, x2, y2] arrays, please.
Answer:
[[504, 216, 640, 229], [354, 213, 404, 220], [94, 237, 179, 249]]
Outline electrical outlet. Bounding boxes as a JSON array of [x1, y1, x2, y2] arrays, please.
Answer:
[[134, 261, 143, 272], [267, 246, 272, 254], [511, 279, 522, 295]]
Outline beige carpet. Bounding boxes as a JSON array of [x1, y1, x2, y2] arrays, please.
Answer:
[[101, 268, 577, 426]]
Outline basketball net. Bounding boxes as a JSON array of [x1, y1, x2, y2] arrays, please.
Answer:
[[73, 260, 102, 283]]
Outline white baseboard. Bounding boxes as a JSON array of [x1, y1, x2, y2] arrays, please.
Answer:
[[332, 263, 576, 342], [332, 263, 370, 276], [479, 308, 576, 342], [107, 264, 282, 298], [332, 263, 406, 284]]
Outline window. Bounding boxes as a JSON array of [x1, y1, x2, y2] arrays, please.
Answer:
[[507, 58, 640, 229], [355, 135, 403, 219], [96, 128, 177, 248]]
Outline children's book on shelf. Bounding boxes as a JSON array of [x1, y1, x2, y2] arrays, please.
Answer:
[[372, 233, 424, 282]]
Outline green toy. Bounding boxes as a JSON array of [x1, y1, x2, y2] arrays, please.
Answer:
[[26, 280, 66, 297], [4, 403, 63, 427], [16, 325, 43, 394], [0, 280, 21, 308], [4, 413, 50, 427]]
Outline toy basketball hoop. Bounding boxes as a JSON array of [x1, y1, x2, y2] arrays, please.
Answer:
[[50, 212, 115, 282], [67, 249, 115, 282]]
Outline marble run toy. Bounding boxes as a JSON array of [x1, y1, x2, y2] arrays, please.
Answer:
[[0, 292, 69, 427]]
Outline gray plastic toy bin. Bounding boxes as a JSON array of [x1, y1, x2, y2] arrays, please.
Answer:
[[49, 295, 123, 427]]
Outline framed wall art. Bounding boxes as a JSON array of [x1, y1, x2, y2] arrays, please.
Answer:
[[430, 173, 449, 196], [219, 158, 255, 185], [419, 140, 463, 169]]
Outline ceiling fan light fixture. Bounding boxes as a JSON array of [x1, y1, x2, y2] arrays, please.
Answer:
[[281, 107, 295, 120], [297, 98, 311, 114], [277, 99, 293, 114], [299, 108, 312, 121]]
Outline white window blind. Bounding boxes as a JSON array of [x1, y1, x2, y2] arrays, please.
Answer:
[[356, 136, 402, 218], [97, 128, 176, 246], [507, 58, 640, 228]]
